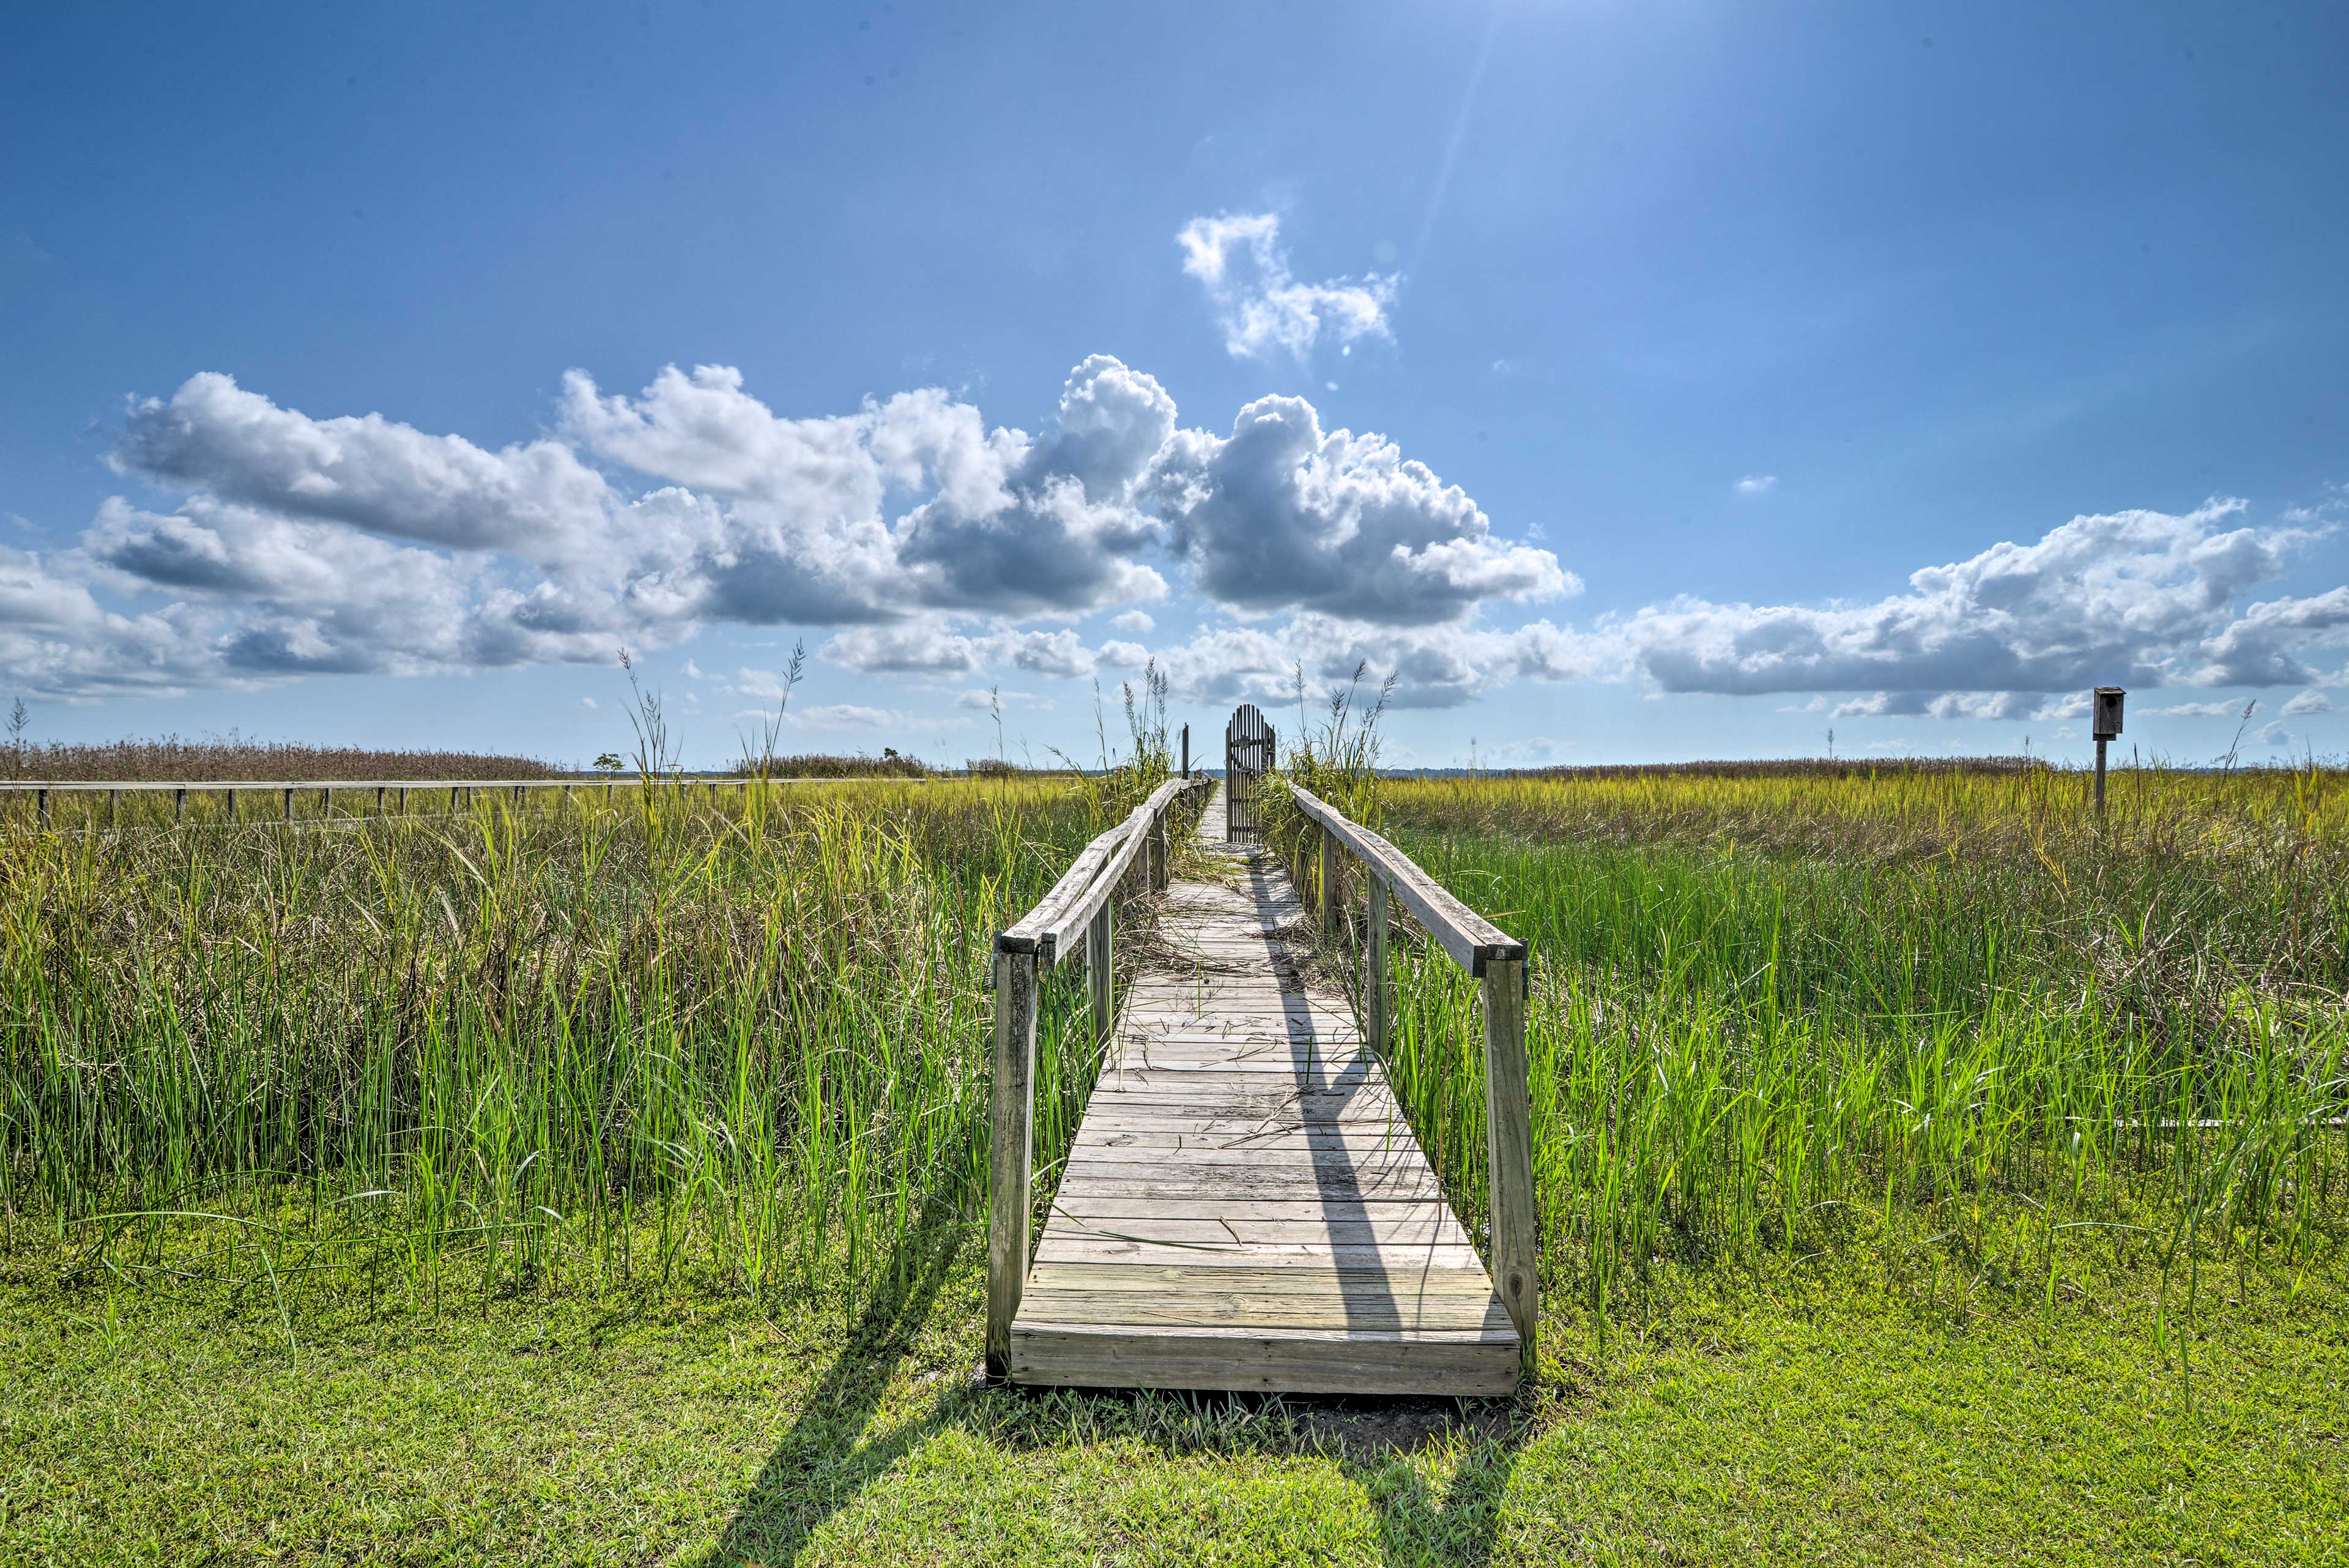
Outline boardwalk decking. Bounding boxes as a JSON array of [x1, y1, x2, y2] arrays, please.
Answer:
[[1008, 785, 1519, 1395]]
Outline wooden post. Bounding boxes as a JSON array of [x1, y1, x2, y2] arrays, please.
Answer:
[[1087, 905, 1113, 1045], [1367, 871, 1389, 1058], [1152, 809, 1171, 893], [1317, 823, 1337, 928], [226, 787, 237, 822], [37, 789, 48, 830], [174, 787, 186, 825], [1480, 956, 1537, 1379], [109, 788, 119, 830], [322, 786, 333, 821], [2092, 686, 2125, 821], [376, 786, 386, 817], [283, 786, 293, 823], [1180, 724, 1189, 776], [397, 786, 407, 815], [987, 946, 1041, 1378]]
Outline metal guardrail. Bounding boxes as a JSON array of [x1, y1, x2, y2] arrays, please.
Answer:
[[1282, 779, 1538, 1373], [983, 771, 1211, 1377]]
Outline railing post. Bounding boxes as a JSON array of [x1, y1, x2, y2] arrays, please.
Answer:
[[1316, 822, 1337, 928], [322, 786, 333, 821], [987, 944, 1041, 1379], [376, 786, 386, 817], [283, 786, 293, 823], [109, 788, 119, 830], [226, 787, 237, 822], [1088, 905, 1113, 1045], [174, 787, 187, 825], [1367, 870, 1389, 1058], [1480, 956, 1537, 1378], [37, 789, 48, 830]]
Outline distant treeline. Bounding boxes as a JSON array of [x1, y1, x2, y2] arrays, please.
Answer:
[[2, 738, 566, 782], [1423, 756, 2054, 781], [0, 736, 1080, 783], [745, 752, 929, 779]]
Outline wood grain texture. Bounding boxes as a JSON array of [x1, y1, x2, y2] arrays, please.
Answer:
[[985, 948, 1038, 1378], [1009, 780, 1516, 1397], [1285, 781, 1525, 974], [1480, 957, 1538, 1377]]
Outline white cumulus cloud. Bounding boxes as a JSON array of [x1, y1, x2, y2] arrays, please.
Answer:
[[1622, 500, 2331, 715], [1177, 213, 1398, 362]]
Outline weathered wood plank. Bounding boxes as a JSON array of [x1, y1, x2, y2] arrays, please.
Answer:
[[1285, 781, 1526, 974], [1009, 1324, 1517, 1397], [1025, 1261, 1499, 1296]]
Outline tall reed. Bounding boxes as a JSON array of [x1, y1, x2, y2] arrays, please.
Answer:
[[1367, 768, 2349, 1322], [0, 774, 1171, 1304]]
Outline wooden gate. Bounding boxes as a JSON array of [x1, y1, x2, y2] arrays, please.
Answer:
[[1223, 703, 1276, 841]]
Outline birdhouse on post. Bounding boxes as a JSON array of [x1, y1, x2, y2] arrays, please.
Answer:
[[2093, 688, 2125, 741], [2091, 686, 2124, 817]]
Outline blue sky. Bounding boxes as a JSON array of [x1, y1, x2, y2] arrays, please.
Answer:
[[4, 1, 2345, 769]]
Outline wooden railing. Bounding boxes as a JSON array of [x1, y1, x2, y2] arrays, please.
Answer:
[[985, 771, 1211, 1377], [1282, 781, 1538, 1372], [0, 773, 915, 830]]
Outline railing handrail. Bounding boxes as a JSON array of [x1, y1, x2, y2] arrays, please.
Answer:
[[985, 768, 1210, 1378], [1284, 782, 1526, 975], [1277, 775, 1538, 1380], [998, 773, 1203, 966]]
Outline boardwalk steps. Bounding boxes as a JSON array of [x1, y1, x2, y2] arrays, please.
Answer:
[[1006, 785, 1519, 1395]]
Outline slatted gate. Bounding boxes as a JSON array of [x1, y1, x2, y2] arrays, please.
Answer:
[[1222, 703, 1276, 841]]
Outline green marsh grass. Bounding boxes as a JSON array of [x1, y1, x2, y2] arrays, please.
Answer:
[[1265, 758, 2348, 1339], [1, 772, 1193, 1307]]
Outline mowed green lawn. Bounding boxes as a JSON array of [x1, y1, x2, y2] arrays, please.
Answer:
[[5, 1241, 2341, 1567]]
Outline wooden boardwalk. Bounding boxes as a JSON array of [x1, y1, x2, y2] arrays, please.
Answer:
[[1007, 784, 1519, 1394]]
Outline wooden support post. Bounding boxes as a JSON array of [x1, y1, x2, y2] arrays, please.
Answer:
[[987, 946, 1041, 1378], [37, 789, 48, 830], [226, 787, 237, 822], [1317, 823, 1337, 928], [283, 786, 294, 823], [322, 786, 332, 821], [174, 787, 187, 825], [2094, 737, 2108, 818], [1152, 809, 1171, 893], [376, 786, 386, 816], [109, 788, 119, 830], [1087, 905, 1113, 1046], [1367, 871, 1389, 1058], [451, 785, 461, 815], [397, 786, 407, 814], [1479, 957, 1537, 1379]]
